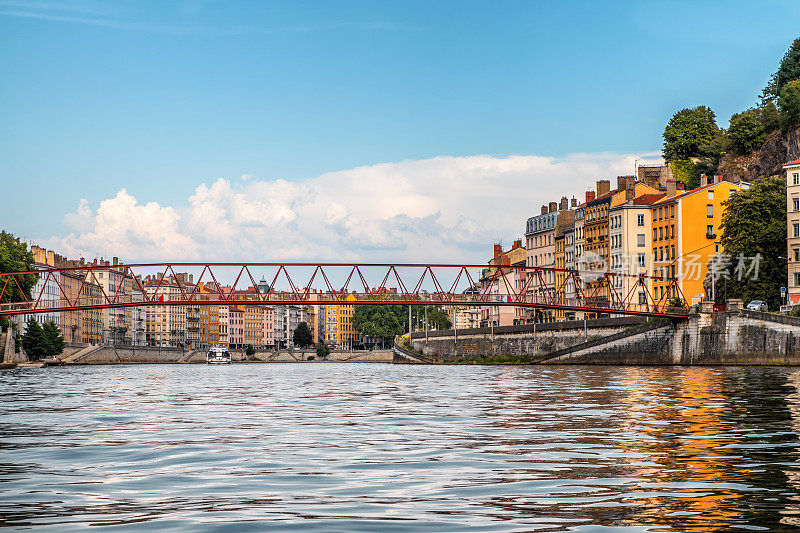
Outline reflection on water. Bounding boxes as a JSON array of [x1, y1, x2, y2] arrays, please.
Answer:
[[1, 364, 800, 531]]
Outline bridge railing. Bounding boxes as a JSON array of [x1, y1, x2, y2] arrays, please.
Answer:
[[0, 291, 690, 317]]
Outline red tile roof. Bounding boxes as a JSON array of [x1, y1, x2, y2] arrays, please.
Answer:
[[785, 159, 800, 167], [633, 193, 666, 205]]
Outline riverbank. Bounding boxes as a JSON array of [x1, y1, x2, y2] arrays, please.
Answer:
[[58, 345, 393, 365], [399, 304, 800, 365]]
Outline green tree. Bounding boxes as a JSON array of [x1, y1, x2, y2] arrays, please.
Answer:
[[20, 318, 46, 359], [719, 176, 787, 310], [763, 37, 800, 103], [663, 106, 720, 161], [726, 107, 774, 155], [0, 231, 38, 331], [778, 79, 800, 129], [316, 341, 330, 358], [245, 344, 255, 357], [670, 159, 703, 190], [42, 321, 65, 356], [292, 321, 313, 348], [418, 306, 452, 330], [352, 305, 406, 340]]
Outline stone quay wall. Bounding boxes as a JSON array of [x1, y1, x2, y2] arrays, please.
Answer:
[[410, 317, 649, 361], [409, 310, 800, 365], [65, 344, 392, 364]]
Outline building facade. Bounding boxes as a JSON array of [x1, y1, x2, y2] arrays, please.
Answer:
[[652, 178, 749, 304], [787, 160, 800, 306], [608, 181, 663, 307]]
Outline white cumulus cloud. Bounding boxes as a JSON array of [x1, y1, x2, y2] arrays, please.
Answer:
[[47, 152, 660, 264]]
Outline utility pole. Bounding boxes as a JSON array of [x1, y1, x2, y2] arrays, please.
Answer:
[[424, 305, 428, 346]]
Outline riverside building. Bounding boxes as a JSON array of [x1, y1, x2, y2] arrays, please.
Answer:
[[651, 176, 749, 305], [787, 160, 800, 306], [608, 178, 663, 307]]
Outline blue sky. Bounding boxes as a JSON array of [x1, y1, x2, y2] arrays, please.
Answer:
[[1, 0, 799, 262]]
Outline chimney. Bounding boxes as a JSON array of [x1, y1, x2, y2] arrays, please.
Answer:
[[514, 239, 522, 249], [113, 257, 118, 266], [714, 174, 722, 184], [617, 175, 634, 192], [549, 201, 558, 213], [625, 184, 635, 203], [493, 244, 502, 258], [586, 190, 596, 203], [560, 196, 569, 211], [541, 205, 548, 215], [571, 197, 578, 208], [597, 179, 610, 197], [666, 179, 676, 198], [677, 181, 685, 190]]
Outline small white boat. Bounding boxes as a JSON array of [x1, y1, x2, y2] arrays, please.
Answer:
[[206, 346, 231, 364]]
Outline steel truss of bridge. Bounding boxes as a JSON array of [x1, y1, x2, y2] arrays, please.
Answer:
[[0, 262, 689, 318]]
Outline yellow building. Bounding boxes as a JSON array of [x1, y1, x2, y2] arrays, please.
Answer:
[[651, 179, 749, 304], [324, 297, 359, 349], [244, 306, 265, 349], [81, 280, 102, 344], [554, 232, 565, 321], [199, 283, 219, 347]]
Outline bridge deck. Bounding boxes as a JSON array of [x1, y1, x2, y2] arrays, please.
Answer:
[[0, 262, 689, 318]]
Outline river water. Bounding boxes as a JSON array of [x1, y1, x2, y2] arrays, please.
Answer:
[[2, 364, 800, 531]]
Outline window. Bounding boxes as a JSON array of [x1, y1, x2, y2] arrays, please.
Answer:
[[795, 272, 800, 286], [794, 173, 799, 185], [795, 198, 800, 212], [795, 223, 799, 238], [708, 190, 714, 200], [670, 205, 675, 218], [707, 204, 713, 218], [637, 214, 644, 226], [639, 292, 646, 304], [638, 253, 646, 267], [671, 245, 675, 260], [659, 207, 663, 220], [707, 224, 714, 238], [659, 227, 663, 240], [795, 249, 800, 262], [637, 234, 645, 247], [671, 225, 675, 239], [653, 210, 657, 222]]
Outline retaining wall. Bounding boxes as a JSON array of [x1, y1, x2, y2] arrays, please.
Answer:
[[409, 311, 800, 365], [69, 345, 392, 364], [410, 317, 648, 361]]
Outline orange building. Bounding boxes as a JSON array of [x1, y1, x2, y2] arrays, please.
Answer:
[[651, 178, 749, 304]]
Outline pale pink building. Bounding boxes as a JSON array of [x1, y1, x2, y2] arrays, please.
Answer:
[[263, 307, 275, 349], [228, 305, 244, 349]]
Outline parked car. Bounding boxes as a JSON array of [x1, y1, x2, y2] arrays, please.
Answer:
[[746, 300, 768, 312]]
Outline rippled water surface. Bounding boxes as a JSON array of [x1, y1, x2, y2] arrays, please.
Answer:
[[3, 364, 800, 531]]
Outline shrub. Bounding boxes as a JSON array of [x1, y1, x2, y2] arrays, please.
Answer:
[[315, 342, 330, 359]]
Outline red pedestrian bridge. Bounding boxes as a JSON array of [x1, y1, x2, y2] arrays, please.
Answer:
[[0, 262, 689, 318]]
